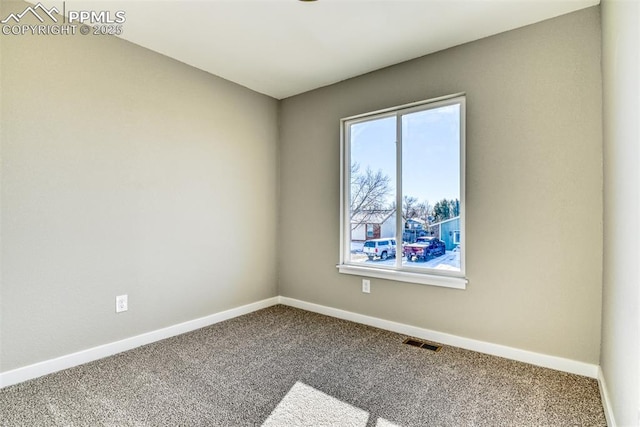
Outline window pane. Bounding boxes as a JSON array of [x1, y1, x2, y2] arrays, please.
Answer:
[[348, 116, 397, 265], [401, 104, 461, 272], [340, 95, 465, 285]]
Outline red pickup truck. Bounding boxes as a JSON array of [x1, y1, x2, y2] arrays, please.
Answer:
[[403, 237, 446, 261]]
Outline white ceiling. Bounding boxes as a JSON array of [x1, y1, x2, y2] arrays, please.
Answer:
[[35, 0, 599, 99]]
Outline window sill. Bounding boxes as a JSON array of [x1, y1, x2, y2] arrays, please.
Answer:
[[337, 264, 467, 290]]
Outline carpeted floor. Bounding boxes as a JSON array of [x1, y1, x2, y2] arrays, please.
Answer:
[[0, 305, 606, 426]]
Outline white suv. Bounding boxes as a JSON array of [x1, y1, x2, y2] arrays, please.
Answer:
[[362, 238, 397, 261]]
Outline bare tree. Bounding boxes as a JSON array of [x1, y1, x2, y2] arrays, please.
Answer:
[[402, 196, 419, 221], [416, 201, 432, 225], [350, 163, 392, 230]]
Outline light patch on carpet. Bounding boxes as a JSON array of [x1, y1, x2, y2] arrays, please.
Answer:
[[262, 381, 369, 427], [375, 418, 402, 427]]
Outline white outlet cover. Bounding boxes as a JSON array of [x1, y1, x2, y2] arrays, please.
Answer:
[[362, 279, 370, 294], [116, 295, 128, 313]]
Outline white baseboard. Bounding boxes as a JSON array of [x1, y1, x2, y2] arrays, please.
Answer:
[[279, 297, 599, 379], [598, 367, 617, 427], [0, 297, 280, 389], [0, 295, 601, 390]]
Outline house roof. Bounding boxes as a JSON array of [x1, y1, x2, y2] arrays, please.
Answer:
[[429, 216, 461, 227], [406, 218, 427, 225], [351, 210, 394, 225]]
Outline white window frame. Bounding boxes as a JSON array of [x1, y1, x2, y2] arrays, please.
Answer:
[[338, 93, 467, 290]]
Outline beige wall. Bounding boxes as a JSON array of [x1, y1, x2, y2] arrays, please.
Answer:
[[601, 0, 640, 425], [279, 7, 603, 364], [0, 3, 608, 378], [0, 2, 279, 371]]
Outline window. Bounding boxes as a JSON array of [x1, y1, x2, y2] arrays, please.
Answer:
[[339, 94, 467, 289], [453, 230, 461, 245]]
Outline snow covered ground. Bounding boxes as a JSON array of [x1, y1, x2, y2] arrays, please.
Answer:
[[349, 242, 460, 271]]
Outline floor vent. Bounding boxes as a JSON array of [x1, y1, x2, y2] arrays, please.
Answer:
[[403, 338, 442, 352]]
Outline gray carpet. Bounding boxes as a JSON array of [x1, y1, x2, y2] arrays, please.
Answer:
[[0, 305, 606, 426]]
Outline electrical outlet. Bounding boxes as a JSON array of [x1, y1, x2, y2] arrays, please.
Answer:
[[362, 279, 370, 294], [115, 294, 128, 313]]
